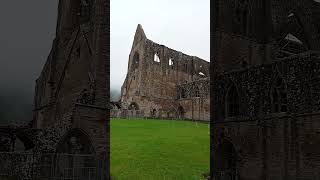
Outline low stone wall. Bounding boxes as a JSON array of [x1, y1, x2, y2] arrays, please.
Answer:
[[110, 110, 145, 119], [0, 152, 33, 179], [0, 152, 107, 180]]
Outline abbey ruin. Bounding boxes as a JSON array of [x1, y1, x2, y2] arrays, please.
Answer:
[[0, 0, 109, 179], [211, 0, 320, 179], [111, 24, 210, 121]]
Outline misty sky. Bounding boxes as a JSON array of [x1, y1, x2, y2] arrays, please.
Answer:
[[0, 0, 58, 94], [0, 0, 58, 123], [110, 0, 210, 91]]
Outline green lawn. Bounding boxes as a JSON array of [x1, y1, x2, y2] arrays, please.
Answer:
[[111, 118, 210, 180]]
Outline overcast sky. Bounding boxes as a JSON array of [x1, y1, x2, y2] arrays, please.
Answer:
[[0, 0, 58, 94], [0, 0, 58, 123], [110, 0, 210, 91]]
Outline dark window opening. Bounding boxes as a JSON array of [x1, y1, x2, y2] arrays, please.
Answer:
[[151, 109, 157, 117], [271, 76, 287, 113], [235, 0, 248, 35], [79, 0, 91, 24], [181, 88, 186, 99], [194, 86, 200, 97], [226, 85, 240, 117], [178, 106, 185, 119], [128, 102, 139, 110], [184, 64, 188, 72], [76, 47, 80, 58], [132, 52, 140, 69]]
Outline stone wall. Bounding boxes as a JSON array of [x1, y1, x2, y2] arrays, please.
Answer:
[[120, 24, 210, 121], [211, 1, 320, 178], [212, 52, 320, 179]]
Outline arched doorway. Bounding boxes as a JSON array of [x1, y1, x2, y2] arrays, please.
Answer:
[[128, 102, 139, 110], [150, 108, 157, 118], [178, 106, 185, 119], [54, 129, 96, 179], [215, 140, 239, 180]]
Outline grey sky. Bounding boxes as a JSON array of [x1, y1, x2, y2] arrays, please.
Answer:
[[0, 0, 58, 94], [110, 0, 210, 91], [0, 0, 58, 123]]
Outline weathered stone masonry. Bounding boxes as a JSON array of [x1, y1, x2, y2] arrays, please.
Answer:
[[211, 0, 320, 179], [118, 24, 210, 121], [0, 0, 110, 179]]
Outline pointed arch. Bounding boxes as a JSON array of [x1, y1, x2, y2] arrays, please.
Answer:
[[154, 53, 160, 63], [225, 83, 240, 117], [178, 105, 185, 119], [128, 102, 139, 110], [56, 128, 95, 154], [169, 58, 174, 66], [54, 128, 96, 178], [194, 85, 200, 97], [234, 0, 249, 35], [180, 88, 186, 99], [79, 0, 91, 23], [270, 75, 288, 113], [131, 52, 140, 70]]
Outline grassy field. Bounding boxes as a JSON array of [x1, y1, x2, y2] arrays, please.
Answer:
[[110, 118, 210, 180]]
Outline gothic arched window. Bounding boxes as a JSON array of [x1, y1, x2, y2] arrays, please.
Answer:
[[226, 85, 240, 117], [169, 58, 174, 69], [234, 0, 248, 35], [80, 0, 91, 24], [194, 86, 200, 97], [181, 88, 186, 99], [271, 76, 288, 113], [154, 53, 161, 63], [132, 52, 140, 69]]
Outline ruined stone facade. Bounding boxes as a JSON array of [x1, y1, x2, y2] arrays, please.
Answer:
[[118, 25, 210, 121], [211, 0, 320, 179], [1, 0, 109, 179]]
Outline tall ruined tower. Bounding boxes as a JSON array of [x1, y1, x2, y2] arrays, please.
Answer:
[[33, 0, 109, 173], [120, 24, 209, 120]]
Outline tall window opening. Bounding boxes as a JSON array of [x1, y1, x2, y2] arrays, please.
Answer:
[[131, 52, 140, 70], [226, 85, 240, 117], [235, 0, 248, 35], [169, 58, 174, 69], [271, 76, 287, 113], [80, 0, 91, 24], [194, 86, 200, 97], [154, 53, 160, 63]]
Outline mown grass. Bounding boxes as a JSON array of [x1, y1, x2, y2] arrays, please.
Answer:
[[110, 118, 209, 180]]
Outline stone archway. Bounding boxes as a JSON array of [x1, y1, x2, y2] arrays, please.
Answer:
[[178, 106, 185, 119], [128, 102, 139, 110], [54, 129, 96, 179]]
